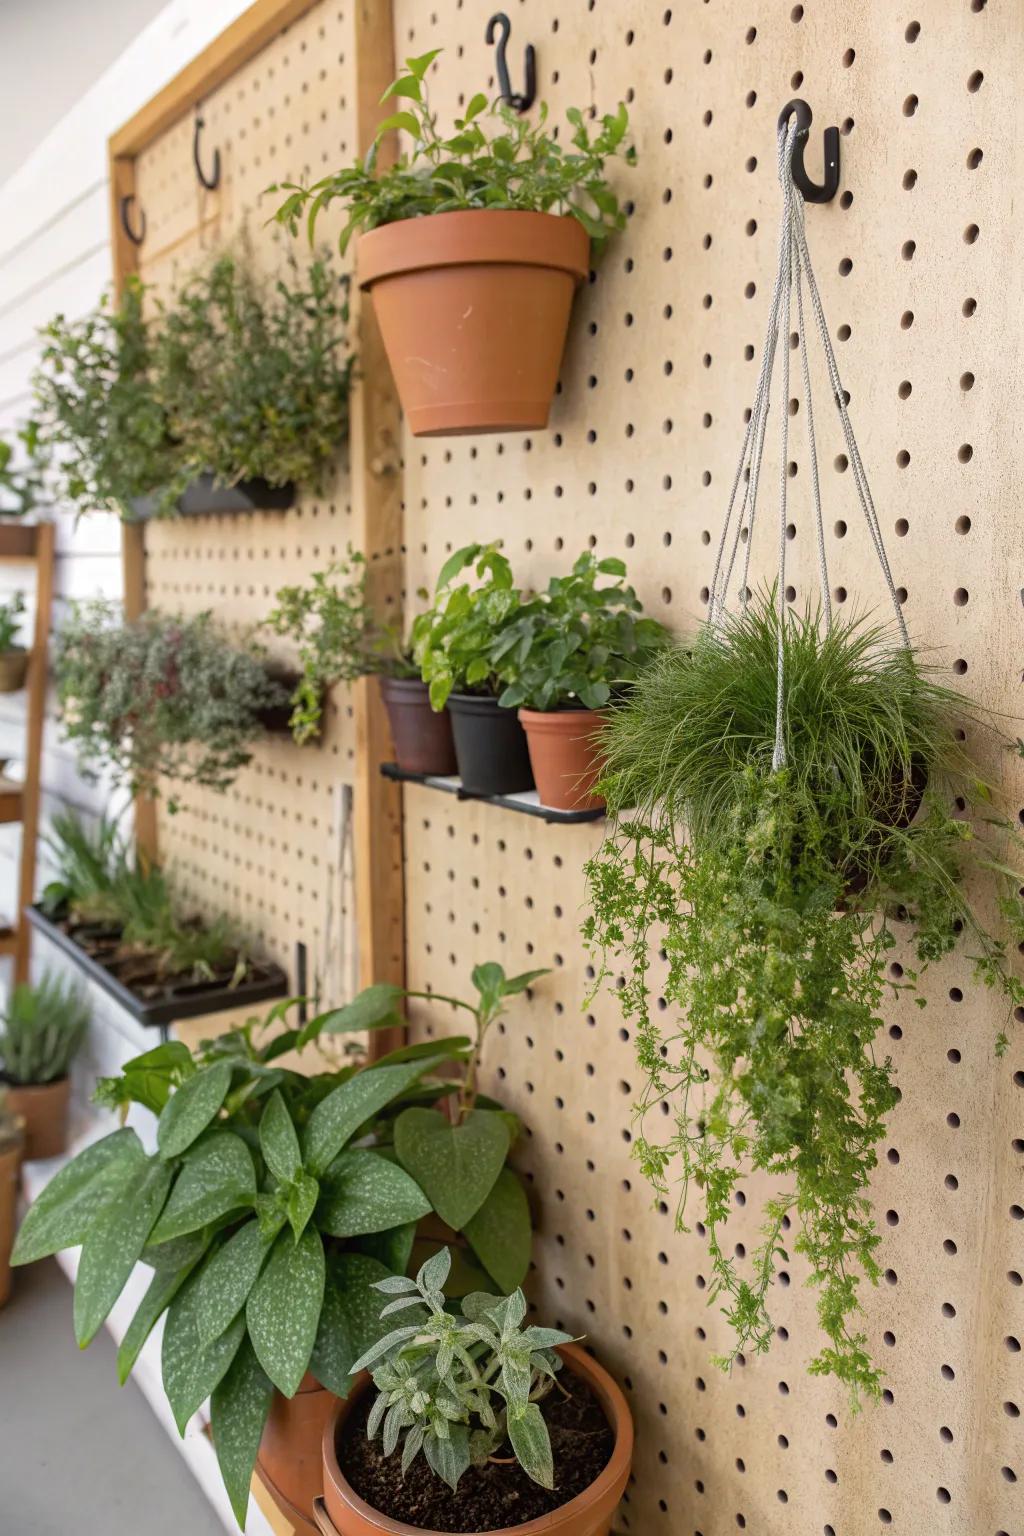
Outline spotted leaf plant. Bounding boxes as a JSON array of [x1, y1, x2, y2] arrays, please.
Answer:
[[352, 1246, 575, 1492]]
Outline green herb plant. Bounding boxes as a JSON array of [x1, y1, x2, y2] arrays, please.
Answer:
[[584, 593, 1024, 1405], [352, 1246, 574, 1492], [493, 552, 669, 712], [0, 423, 45, 518], [272, 49, 634, 254], [0, 971, 90, 1085], [411, 543, 524, 711], [153, 249, 353, 494], [0, 592, 26, 654], [263, 551, 374, 744], [54, 601, 289, 805]]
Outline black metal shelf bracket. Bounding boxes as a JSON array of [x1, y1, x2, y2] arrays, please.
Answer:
[[380, 763, 603, 826], [778, 98, 840, 204], [486, 12, 536, 113]]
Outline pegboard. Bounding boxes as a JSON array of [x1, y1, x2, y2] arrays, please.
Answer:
[[394, 2, 1023, 1534]]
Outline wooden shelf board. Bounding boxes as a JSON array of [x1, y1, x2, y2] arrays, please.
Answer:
[[0, 524, 39, 562], [0, 784, 23, 824]]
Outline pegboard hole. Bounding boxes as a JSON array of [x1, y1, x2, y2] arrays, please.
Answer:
[[903, 168, 918, 190], [953, 588, 969, 606], [900, 310, 915, 329], [958, 443, 974, 462], [967, 70, 984, 92], [903, 94, 919, 116], [905, 20, 921, 41], [838, 257, 853, 276], [955, 515, 971, 534], [967, 147, 983, 169], [963, 223, 980, 244], [963, 296, 978, 316], [901, 240, 916, 260], [834, 520, 847, 538], [895, 518, 910, 536]]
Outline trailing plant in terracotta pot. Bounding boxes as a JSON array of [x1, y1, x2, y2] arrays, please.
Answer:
[[0, 971, 90, 1159], [412, 543, 532, 797], [0, 1088, 24, 1308], [54, 601, 291, 806], [263, 551, 375, 745], [0, 592, 28, 693], [273, 50, 634, 436], [584, 593, 1024, 1404], [494, 553, 668, 811], [321, 1247, 633, 1536]]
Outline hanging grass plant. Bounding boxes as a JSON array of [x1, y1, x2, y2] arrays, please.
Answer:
[[584, 593, 1024, 1402]]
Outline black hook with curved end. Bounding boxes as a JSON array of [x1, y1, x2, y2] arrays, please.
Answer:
[[778, 98, 840, 204], [193, 111, 221, 191], [485, 12, 536, 112], [119, 194, 146, 246]]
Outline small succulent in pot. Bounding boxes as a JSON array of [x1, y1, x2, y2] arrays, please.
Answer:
[[0, 591, 28, 693], [0, 971, 90, 1160]]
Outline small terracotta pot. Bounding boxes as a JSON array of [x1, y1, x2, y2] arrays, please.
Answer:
[[379, 677, 457, 776], [258, 1372, 338, 1521], [321, 1343, 633, 1536], [358, 211, 591, 437], [447, 693, 534, 797], [519, 708, 607, 813], [0, 1129, 24, 1309], [3, 1077, 70, 1161], [0, 650, 28, 693]]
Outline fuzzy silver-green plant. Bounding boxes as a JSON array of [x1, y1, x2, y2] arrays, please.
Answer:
[[0, 971, 90, 1085]]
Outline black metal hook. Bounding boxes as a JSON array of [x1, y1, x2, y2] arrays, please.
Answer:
[[778, 98, 840, 204], [119, 194, 146, 246], [193, 111, 221, 191], [485, 12, 536, 113]]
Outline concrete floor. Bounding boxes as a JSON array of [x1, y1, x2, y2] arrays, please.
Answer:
[[0, 1258, 224, 1535]]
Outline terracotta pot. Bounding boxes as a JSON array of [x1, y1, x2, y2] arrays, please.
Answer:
[[258, 1372, 338, 1521], [0, 1129, 24, 1309], [321, 1343, 633, 1536], [519, 708, 607, 813], [447, 693, 534, 797], [0, 650, 28, 693], [379, 677, 457, 776], [358, 211, 591, 437], [3, 1076, 70, 1161]]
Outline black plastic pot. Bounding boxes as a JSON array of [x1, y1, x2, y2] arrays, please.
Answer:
[[130, 474, 296, 520], [257, 667, 303, 736], [446, 692, 534, 796]]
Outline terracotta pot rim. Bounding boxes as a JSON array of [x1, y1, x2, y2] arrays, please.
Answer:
[[518, 706, 606, 731], [358, 210, 591, 291], [1, 1073, 69, 1091], [322, 1342, 633, 1536]]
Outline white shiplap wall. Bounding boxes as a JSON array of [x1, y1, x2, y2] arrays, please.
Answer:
[[0, 0, 255, 1088]]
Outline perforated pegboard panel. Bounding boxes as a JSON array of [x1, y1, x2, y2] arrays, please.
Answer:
[[130, 3, 365, 996], [396, 3, 1023, 1533]]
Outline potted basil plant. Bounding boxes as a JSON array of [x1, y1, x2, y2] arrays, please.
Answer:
[[494, 553, 669, 811], [273, 50, 634, 436]]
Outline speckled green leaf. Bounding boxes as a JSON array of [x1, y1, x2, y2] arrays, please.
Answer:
[[194, 1220, 271, 1350], [157, 1061, 232, 1160], [148, 1132, 255, 1245], [12, 1129, 145, 1266], [464, 1167, 532, 1292], [309, 1251, 392, 1398], [354, 1222, 417, 1277], [162, 1269, 247, 1435], [507, 1401, 554, 1489], [246, 1226, 325, 1396], [258, 1089, 301, 1185], [302, 1058, 442, 1177], [317, 1149, 432, 1237], [117, 1257, 197, 1385], [287, 1170, 320, 1242], [73, 1158, 173, 1347], [141, 1227, 213, 1271], [211, 1336, 275, 1530], [394, 1107, 509, 1230]]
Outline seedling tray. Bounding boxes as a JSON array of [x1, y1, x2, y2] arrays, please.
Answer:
[[381, 762, 605, 825], [129, 474, 296, 519], [25, 904, 289, 1028]]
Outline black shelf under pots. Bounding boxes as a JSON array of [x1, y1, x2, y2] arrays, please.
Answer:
[[130, 474, 296, 519], [25, 904, 289, 1029], [380, 762, 605, 826]]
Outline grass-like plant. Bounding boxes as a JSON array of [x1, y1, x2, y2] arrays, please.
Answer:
[[0, 971, 90, 1085], [272, 49, 634, 254], [263, 551, 374, 743], [55, 601, 289, 805], [41, 808, 128, 926], [584, 592, 1024, 1403]]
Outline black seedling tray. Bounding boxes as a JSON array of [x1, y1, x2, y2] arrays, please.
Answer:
[[25, 904, 289, 1028], [380, 763, 605, 825], [130, 474, 296, 519]]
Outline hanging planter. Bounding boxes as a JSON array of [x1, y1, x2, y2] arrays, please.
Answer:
[[129, 473, 297, 520], [584, 110, 1024, 1405], [273, 49, 634, 437]]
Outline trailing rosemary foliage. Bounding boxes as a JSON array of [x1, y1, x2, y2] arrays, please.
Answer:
[[584, 594, 1024, 1403]]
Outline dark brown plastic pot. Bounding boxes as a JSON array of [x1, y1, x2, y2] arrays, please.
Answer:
[[519, 708, 607, 813], [379, 677, 457, 776], [0, 1124, 24, 1309], [3, 1077, 70, 1161], [321, 1343, 633, 1536], [357, 211, 591, 437], [0, 650, 28, 693], [447, 693, 534, 797], [258, 1372, 338, 1523]]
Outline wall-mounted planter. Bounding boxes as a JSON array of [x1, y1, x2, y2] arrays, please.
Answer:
[[379, 676, 456, 776], [2, 1075, 69, 1160], [447, 692, 535, 796], [0, 650, 28, 693], [130, 473, 297, 520], [358, 210, 590, 436], [25, 904, 288, 1029], [519, 707, 606, 813]]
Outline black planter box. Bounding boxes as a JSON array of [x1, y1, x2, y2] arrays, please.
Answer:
[[25, 904, 289, 1028], [130, 474, 296, 519]]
